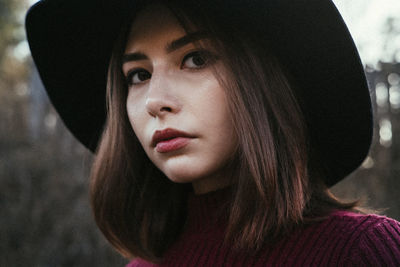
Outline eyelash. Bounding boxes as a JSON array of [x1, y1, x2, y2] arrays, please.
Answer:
[[125, 50, 216, 86]]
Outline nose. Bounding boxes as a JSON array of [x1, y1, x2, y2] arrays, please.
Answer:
[[145, 73, 182, 118]]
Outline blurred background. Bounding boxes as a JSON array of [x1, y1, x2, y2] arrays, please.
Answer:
[[0, 0, 399, 266]]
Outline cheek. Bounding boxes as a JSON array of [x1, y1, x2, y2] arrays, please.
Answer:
[[209, 88, 238, 156], [195, 82, 234, 137], [191, 80, 238, 159], [126, 92, 146, 144]]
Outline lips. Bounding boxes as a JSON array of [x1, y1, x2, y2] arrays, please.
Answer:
[[151, 128, 194, 149]]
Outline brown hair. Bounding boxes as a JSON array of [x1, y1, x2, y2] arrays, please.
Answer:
[[90, 0, 356, 262]]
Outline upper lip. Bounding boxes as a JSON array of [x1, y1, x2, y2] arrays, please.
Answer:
[[151, 128, 194, 147]]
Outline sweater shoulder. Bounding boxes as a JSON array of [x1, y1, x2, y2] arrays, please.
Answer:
[[320, 210, 400, 236], [125, 211, 400, 267], [125, 258, 157, 267], [329, 210, 400, 227], [328, 210, 400, 235], [328, 211, 400, 265]]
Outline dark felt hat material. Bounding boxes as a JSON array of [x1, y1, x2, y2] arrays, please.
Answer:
[[25, 0, 373, 186]]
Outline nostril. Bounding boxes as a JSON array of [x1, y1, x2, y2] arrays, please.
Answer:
[[160, 107, 172, 112]]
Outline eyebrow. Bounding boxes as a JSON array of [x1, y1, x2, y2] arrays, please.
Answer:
[[122, 31, 208, 64]]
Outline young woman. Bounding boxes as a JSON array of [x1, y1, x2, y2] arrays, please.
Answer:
[[26, 0, 400, 265]]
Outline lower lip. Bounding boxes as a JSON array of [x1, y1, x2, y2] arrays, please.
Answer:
[[155, 137, 192, 153]]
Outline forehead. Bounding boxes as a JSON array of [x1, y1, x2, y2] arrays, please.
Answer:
[[126, 4, 185, 46]]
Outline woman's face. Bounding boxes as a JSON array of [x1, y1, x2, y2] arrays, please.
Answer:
[[123, 4, 238, 194]]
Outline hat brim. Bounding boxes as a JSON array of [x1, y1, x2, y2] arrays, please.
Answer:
[[25, 0, 373, 186]]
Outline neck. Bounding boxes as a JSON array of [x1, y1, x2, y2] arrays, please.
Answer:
[[191, 174, 232, 195], [191, 157, 239, 195], [185, 186, 232, 232]]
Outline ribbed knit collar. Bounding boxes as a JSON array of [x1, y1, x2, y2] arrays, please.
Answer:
[[185, 187, 232, 232]]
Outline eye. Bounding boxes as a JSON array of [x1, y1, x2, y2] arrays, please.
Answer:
[[126, 69, 151, 86], [181, 50, 215, 69]]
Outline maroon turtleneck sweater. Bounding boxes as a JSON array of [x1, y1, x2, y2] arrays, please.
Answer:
[[127, 189, 400, 266]]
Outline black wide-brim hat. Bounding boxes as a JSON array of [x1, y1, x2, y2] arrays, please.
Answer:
[[25, 0, 373, 186]]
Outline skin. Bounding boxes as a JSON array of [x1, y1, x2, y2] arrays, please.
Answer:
[[122, 4, 238, 194]]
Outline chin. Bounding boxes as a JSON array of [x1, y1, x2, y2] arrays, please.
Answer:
[[151, 152, 236, 186], [162, 167, 205, 184]]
